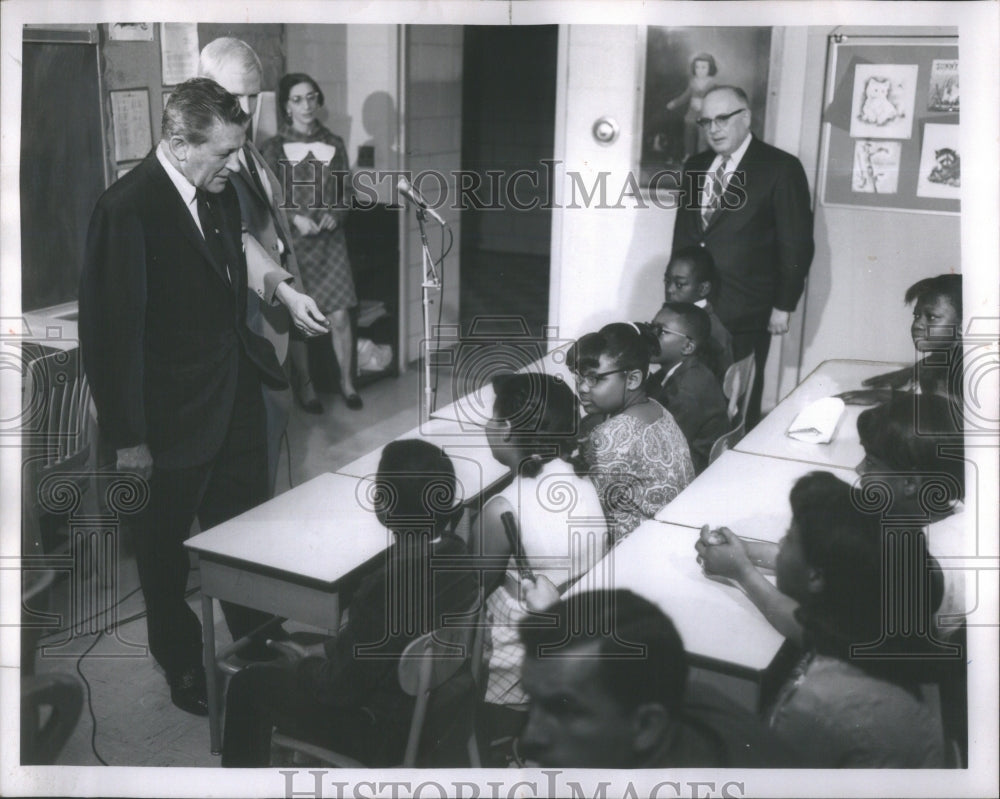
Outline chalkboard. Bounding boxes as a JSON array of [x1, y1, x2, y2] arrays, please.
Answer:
[[819, 36, 960, 215], [20, 40, 107, 311]]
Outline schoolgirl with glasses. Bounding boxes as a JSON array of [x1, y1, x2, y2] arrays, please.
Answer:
[[568, 323, 694, 543]]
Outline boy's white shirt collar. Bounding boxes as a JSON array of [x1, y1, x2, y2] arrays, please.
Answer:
[[695, 298, 708, 308]]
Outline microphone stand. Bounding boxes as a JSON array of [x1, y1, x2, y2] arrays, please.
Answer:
[[415, 206, 441, 421]]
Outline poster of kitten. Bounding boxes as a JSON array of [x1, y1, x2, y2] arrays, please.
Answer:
[[849, 63, 918, 139]]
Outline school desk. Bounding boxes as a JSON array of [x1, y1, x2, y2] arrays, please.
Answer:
[[568, 519, 786, 683], [654, 449, 860, 542], [185, 472, 393, 753], [333, 416, 511, 505], [733, 358, 907, 469], [429, 340, 575, 426]]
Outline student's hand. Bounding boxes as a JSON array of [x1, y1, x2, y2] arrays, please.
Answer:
[[275, 284, 329, 335], [117, 443, 153, 480], [292, 214, 321, 236], [768, 309, 790, 335], [317, 212, 338, 232], [861, 366, 913, 390], [695, 525, 753, 581], [522, 575, 560, 612], [837, 388, 893, 406]]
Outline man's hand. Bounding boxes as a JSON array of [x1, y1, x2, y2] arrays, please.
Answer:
[[768, 308, 790, 335], [275, 283, 329, 335], [117, 443, 153, 480], [292, 215, 321, 236]]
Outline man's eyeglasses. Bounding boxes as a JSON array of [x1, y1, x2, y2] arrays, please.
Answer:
[[695, 108, 747, 130], [573, 368, 627, 388], [289, 92, 320, 105]]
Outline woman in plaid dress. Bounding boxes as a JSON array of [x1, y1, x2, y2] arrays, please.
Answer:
[[261, 73, 362, 410]]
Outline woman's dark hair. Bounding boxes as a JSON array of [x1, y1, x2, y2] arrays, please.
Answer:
[[857, 394, 964, 502], [491, 373, 581, 478], [790, 472, 944, 686], [904, 273, 962, 321], [690, 52, 718, 77], [277, 72, 325, 123], [568, 322, 660, 380], [374, 439, 457, 537]]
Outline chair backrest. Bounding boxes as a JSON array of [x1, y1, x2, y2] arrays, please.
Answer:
[[398, 620, 478, 767], [708, 354, 757, 466], [722, 353, 756, 426]]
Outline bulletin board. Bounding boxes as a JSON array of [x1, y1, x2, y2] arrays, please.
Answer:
[[819, 35, 959, 215]]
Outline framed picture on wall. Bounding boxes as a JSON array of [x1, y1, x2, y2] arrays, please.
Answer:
[[639, 26, 772, 191], [818, 35, 959, 214]]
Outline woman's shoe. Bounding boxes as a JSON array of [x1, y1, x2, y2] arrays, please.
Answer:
[[294, 378, 323, 414], [344, 392, 363, 410]]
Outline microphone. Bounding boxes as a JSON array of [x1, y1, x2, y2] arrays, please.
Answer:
[[397, 177, 446, 226]]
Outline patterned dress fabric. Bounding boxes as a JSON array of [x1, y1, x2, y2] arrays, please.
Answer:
[[581, 401, 695, 543], [260, 123, 357, 313]]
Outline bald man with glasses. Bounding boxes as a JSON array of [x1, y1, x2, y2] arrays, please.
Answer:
[[672, 85, 814, 428]]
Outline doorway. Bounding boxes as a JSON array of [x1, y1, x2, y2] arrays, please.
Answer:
[[459, 26, 558, 338]]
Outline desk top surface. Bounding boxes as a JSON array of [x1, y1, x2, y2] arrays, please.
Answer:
[[430, 341, 575, 426], [734, 358, 907, 469], [333, 416, 510, 502], [655, 450, 859, 541], [185, 472, 392, 585], [570, 519, 786, 673]]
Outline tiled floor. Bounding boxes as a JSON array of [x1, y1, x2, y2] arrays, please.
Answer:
[[29, 363, 456, 767]]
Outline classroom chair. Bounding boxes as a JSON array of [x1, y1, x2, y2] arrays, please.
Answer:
[[708, 353, 756, 465], [268, 608, 486, 768]]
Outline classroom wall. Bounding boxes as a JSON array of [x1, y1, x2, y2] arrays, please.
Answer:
[[793, 26, 961, 377], [549, 25, 961, 409], [403, 25, 464, 362]]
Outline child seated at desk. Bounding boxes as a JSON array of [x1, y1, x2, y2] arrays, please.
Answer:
[[645, 303, 729, 474], [663, 246, 733, 379], [477, 372, 609, 745], [569, 322, 695, 544], [696, 394, 964, 644], [220, 440, 479, 767], [701, 472, 945, 767], [841, 273, 962, 406]]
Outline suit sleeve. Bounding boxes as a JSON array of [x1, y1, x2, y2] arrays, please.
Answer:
[[244, 230, 294, 306], [771, 155, 815, 312], [78, 199, 148, 451], [671, 160, 699, 252]]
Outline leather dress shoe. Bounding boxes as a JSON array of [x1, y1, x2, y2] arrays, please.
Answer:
[[344, 393, 363, 410], [169, 667, 208, 716]]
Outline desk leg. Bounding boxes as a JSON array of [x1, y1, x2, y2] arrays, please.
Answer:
[[201, 592, 221, 755]]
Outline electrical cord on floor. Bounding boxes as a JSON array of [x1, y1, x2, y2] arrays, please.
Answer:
[[50, 584, 202, 765], [34, 585, 143, 646], [76, 629, 109, 766]]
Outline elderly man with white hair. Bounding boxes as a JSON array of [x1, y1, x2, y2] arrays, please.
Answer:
[[199, 37, 330, 492]]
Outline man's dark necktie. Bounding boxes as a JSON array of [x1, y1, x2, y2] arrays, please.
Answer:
[[196, 189, 232, 285]]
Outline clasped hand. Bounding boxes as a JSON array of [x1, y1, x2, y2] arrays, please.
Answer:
[[694, 525, 752, 581]]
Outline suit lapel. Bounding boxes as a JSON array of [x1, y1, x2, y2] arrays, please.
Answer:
[[148, 155, 235, 289], [702, 138, 764, 235], [242, 141, 296, 249]]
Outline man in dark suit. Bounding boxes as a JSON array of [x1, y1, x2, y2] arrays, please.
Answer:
[[79, 78, 287, 715], [199, 37, 330, 492], [672, 85, 814, 427]]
